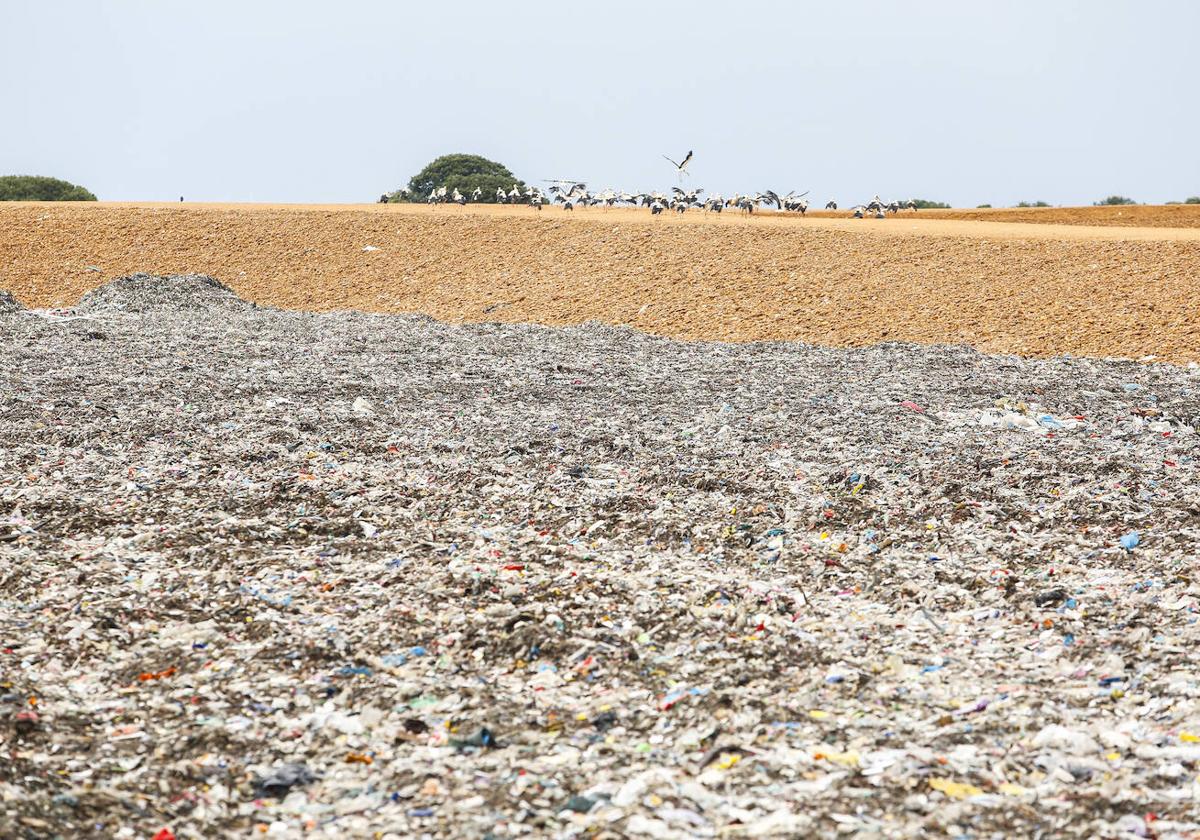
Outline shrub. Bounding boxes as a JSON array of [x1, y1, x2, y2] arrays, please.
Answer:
[[0, 175, 97, 201], [1094, 195, 1137, 206], [1015, 201, 1050, 208], [976, 204, 992, 208], [392, 154, 525, 203], [909, 199, 950, 209], [1185, 196, 1200, 205]]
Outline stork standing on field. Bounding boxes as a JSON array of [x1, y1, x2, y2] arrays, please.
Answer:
[[471, 187, 482, 201], [771, 190, 809, 213], [671, 186, 704, 210]]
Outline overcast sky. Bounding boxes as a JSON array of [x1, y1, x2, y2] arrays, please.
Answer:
[[5, 1, 1197, 206]]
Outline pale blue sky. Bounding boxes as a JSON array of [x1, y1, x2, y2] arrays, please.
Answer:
[[4, 1, 1197, 206]]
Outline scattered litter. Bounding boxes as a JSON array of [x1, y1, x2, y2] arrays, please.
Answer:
[[2, 278, 1199, 837], [256, 763, 318, 799]]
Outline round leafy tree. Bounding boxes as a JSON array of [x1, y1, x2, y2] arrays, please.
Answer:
[[0, 175, 97, 201], [400, 154, 524, 202]]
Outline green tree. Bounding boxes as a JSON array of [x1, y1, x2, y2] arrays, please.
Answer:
[[1094, 195, 1136, 206], [1185, 196, 1200, 204], [976, 204, 992, 208], [909, 198, 950, 209], [1016, 201, 1050, 208], [0, 175, 97, 201], [395, 154, 524, 203]]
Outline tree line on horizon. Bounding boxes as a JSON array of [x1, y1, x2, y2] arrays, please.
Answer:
[[1, 166, 1194, 208], [381, 155, 1198, 210]]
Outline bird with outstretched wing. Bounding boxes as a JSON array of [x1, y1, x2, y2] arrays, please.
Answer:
[[662, 150, 693, 171]]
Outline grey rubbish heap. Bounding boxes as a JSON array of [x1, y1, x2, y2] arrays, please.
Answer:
[[1, 275, 1199, 839]]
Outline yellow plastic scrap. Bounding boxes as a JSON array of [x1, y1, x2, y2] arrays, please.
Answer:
[[717, 753, 741, 770], [1180, 732, 1200, 743], [816, 750, 860, 768], [808, 710, 830, 720], [997, 782, 1027, 796], [928, 778, 983, 799]]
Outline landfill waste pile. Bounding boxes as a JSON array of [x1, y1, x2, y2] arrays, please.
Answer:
[[0, 290, 24, 313], [74, 273, 255, 314], [2, 274, 1200, 839]]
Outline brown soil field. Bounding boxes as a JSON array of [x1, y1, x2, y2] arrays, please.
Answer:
[[2, 202, 1199, 362], [918, 203, 1200, 228], [806, 203, 1200, 228]]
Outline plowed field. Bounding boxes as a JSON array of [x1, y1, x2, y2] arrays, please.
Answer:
[[2, 202, 1198, 362]]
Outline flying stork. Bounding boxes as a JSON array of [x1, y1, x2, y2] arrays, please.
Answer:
[[663, 150, 694, 184], [663, 150, 693, 172]]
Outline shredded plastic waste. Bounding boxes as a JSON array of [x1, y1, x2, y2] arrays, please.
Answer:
[[2, 275, 1200, 838]]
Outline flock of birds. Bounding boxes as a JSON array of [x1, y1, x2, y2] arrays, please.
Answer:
[[394, 150, 922, 218], [413, 184, 919, 217]]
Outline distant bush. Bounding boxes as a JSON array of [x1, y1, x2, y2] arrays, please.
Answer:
[[910, 199, 950, 209], [0, 175, 97, 201], [976, 204, 992, 208], [389, 154, 525, 203], [1094, 195, 1136, 206], [1015, 201, 1050, 208], [1186, 196, 1200, 204]]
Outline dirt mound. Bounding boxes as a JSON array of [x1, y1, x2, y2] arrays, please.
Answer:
[[75, 272, 253, 313], [0, 290, 24, 313]]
